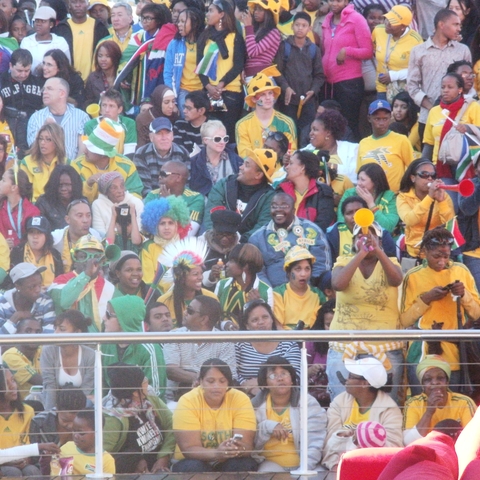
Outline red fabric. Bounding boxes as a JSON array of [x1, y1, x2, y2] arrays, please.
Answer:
[[436, 95, 465, 179], [0, 198, 40, 247], [460, 459, 480, 480], [152, 23, 177, 50], [279, 178, 319, 222], [377, 432, 458, 480], [338, 447, 401, 480]]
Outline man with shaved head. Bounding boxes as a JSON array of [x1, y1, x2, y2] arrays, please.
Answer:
[[27, 77, 90, 160], [144, 160, 204, 235]]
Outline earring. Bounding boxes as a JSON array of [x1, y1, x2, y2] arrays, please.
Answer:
[[242, 271, 247, 282], [325, 136, 330, 140], [219, 18, 223, 29]]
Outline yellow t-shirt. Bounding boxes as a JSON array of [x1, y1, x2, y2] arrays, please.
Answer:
[[181, 43, 203, 91], [372, 25, 423, 93], [357, 130, 414, 193], [344, 399, 371, 429], [172, 386, 256, 460], [423, 101, 480, 163], [330, 255, 401, 332], [273, 283, 323, 330], [50, 441, 116, 475], [203, 33, 241, 92], [2, 348, 42, 401], [19, 156, 61, 202], [400, 261, 480, 369], [262, 394, 299, 468], [68, 17, 95, 80], [0, 403, 34, 449], [403, 391, 476, 433]]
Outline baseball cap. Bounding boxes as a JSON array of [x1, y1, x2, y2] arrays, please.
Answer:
[[26, 216, 51, 234], [384, 5, 413, 26], [150, 117, 173, 133], [10, 263, 47, 283], [368, 99, 392, 115], [33, 6, 56, 20], [344, 356, 387, 389]]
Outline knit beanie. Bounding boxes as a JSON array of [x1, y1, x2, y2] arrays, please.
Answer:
[[98, 171, 124, 195], [356, 421, 387, 448]]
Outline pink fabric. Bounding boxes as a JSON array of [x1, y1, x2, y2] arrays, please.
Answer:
[[460, 459, 480, 480], [244, 25, 282, 77], [338, 447, 401, 480], [321, 4, 373, 84]]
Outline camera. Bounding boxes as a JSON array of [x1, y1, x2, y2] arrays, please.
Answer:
[[3, 106, 27, 119], [115, 204, 131, 226]]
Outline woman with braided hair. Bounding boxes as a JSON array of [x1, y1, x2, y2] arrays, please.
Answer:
[[401, 226, 480, 394]]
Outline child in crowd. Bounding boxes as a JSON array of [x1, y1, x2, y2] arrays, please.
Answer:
[[50, 409, 115, 475]]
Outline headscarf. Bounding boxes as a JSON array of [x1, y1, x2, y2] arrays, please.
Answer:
[[416, 355, 451, 383], [136, 85, 179, 147]]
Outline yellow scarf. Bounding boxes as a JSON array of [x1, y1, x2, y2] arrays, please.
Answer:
[[61, 229, 74, 272], [73, 271, 102, 331], [23, 243, 56, 287]]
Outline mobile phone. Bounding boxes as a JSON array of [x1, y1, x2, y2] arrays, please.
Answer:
[[232, 434, 243, 441]]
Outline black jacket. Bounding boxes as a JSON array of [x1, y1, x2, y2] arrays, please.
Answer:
[[52, 18, 109, 71]]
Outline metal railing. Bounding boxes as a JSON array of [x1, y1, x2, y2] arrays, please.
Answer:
[[2, 329, 480, 477]]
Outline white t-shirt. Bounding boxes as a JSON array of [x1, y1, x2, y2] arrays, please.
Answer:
[[20, 33, 71, 71]]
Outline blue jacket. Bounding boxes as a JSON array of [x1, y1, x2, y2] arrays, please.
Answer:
[[190, 145, 243, 196], [248, 217, 331, 288], [164, 37, 186, 96]]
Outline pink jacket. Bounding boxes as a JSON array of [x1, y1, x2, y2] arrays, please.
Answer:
[[321, 3, 373, 84]]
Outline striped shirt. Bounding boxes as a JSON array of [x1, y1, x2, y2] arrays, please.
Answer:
[[235, 341, 301, 384], [173, 119, 202, 154], [27, 104, 90, 161], [0, 288, 56, 334], [244, 26, 282, 77]]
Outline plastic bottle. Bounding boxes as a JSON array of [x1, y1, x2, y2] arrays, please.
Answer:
[[217, 259, 225, 279]]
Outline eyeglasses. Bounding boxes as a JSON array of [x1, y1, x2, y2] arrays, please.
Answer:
[[204, 135, 229, 144], [186, 306, 204, 315], [267, 370, 290, 380], [461, 72, 476, 78], [243, 298, 266, 312], [67, 198, 90, 214], [72, 250, 105, 263], [416, 171, 437, 180], [159, 170, 181, 178], [141, 15, 155, 21], [105, 310, 117, 319], [214, 231, 236, 239]]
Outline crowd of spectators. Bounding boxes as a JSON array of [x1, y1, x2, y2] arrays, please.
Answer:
[[1, 0, 480, 477]]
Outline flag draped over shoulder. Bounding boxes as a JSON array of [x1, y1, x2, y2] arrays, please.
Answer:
[[0, 38, 18, 73], [455, 133, 480, 181], [114, 23, 177, 110]]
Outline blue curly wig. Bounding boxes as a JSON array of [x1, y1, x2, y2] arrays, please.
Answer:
[[141, 196, 191, 237]]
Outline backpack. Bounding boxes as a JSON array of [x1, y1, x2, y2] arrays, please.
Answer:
[[283, 41, 316, 63], [438, 98, 480, 166]]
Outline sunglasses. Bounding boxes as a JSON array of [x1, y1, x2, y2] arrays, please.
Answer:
[[416, 171, 437, 180], [429, 237, 454, 245], [67, 198, 90, 214], [72, 250, 105, 263], [186, 306, 203, 315], [204, 135, 229, 144], [266, 131, 286, 142]]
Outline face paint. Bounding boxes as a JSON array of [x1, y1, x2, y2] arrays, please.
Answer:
[[290, 272, 296, 280], [256, 100, 264, 106]]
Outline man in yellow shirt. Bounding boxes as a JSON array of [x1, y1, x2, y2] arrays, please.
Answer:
[[53, 0, 109, 80], [236, 69, 297, 158], [357, 99, 414, 192]]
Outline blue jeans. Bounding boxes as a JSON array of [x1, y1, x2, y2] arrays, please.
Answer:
[[172, 457, 258, 472], [326, 348, 404, 404]]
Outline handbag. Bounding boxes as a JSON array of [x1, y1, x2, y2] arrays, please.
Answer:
[[386, 80, 407, 104], [438, 99, 480, 165]]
